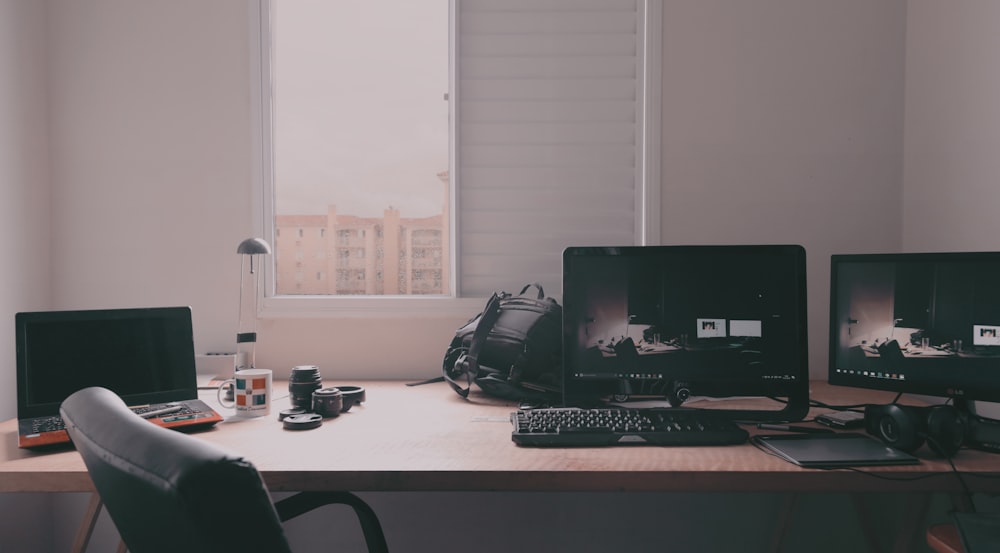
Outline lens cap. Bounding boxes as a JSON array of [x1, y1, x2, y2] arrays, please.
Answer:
[[278, 407, 307, 421], [283, 413, 323, 430]]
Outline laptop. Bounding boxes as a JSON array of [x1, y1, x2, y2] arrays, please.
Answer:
[[560, 245, 810, 422], [16, 306, 223, 449]]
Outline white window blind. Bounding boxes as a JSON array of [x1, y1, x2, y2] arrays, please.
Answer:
[[456, 0, 650, 298]]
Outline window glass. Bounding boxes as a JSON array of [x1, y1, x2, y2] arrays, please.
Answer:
[[271, 0, 449, 296]]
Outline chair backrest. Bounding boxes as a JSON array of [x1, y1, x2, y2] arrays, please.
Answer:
[[61, 387, 293, 553]]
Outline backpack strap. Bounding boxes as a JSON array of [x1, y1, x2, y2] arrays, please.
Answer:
[[405, 376, 444, 387], [519, 282, 545, 299], [443, 291, 506, 398]]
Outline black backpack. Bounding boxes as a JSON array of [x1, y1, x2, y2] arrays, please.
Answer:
[[441, 284, 562, 402]]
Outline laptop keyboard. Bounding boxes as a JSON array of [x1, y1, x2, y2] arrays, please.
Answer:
[[30, 416, 68, 434], [31, 403, 198, 434], [511, 407, 749, 447]]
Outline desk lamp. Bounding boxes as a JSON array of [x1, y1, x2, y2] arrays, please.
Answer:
[[236, 237, 271, 372]]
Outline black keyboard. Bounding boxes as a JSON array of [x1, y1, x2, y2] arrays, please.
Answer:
[[510, 407, 749, 447]]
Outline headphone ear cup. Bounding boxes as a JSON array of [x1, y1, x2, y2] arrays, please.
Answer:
[[925, 405, 966, 458], [865, 404, 925, 453]]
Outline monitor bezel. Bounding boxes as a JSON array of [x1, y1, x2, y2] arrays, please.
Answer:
[[828, 251, 1000, 402]]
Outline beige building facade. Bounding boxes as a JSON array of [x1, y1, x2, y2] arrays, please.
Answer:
[[275, 206, 448, 296]]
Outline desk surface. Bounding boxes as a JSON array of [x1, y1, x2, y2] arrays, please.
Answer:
[[2, 381, 999, 494]]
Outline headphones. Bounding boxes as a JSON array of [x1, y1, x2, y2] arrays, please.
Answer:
[[864, 403, 967, 457]]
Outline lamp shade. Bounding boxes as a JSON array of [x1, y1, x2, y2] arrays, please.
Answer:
[[237, 238, 271, 255]]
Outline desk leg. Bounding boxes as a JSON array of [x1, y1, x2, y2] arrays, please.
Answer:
[[851, 494, 884, 552], [853, 493, 931, 553], [69, 493, 128, 553], [769, 493, 798, 553], [70, 493, 103, 553], [893, 493, 931, 553]]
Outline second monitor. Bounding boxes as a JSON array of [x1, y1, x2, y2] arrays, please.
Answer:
[[829, 251, 1000, 403]]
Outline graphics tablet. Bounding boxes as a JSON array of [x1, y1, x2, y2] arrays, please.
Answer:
[[753, 433, 920, 468]]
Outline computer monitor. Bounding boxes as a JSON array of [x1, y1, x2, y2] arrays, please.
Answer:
[[562, 245, 810, 422], [828, 251, 1000, 403]]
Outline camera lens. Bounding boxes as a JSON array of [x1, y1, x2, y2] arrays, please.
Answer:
[[289, 365, 322, 410], [312, 387, 343, 418]]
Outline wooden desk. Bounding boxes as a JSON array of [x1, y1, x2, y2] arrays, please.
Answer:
[[2, 381, 999, 495], [4, 380, 999, 553]]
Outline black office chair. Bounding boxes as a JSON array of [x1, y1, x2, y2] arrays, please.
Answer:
[[60, 386, 388, 553]]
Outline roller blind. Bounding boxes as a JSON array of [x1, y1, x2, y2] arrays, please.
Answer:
[[456, 0, 647, 298]]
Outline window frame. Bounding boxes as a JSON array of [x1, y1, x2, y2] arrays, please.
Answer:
[[249, 0, 661, 318]]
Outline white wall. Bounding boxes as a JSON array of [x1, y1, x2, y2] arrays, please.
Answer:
[[903, 0, 1000, 251]]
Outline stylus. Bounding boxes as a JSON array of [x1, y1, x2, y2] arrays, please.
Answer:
[[139, 405, 183, 419], [756, 423, 835, 434]]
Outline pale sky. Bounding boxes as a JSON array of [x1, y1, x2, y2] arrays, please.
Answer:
[[273, 0, 449, 218]]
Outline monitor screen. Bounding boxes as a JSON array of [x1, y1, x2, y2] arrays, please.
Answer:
[[15, 306, 198, 418], [562, 245, 810, 421], [828, 252, 1000, 402]]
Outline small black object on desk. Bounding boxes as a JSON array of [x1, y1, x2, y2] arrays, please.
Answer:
[[757, 423, 835, 434]]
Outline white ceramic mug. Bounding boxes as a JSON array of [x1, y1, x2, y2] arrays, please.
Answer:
[[217, 368, 272, 418]]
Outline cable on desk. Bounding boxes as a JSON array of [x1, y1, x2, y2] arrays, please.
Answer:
[[757, 396, 871, 413], [809, 399, 868, 411], [809, 393, 909, 413]]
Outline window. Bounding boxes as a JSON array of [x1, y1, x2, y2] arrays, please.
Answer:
[[252, 0, 660, 315]]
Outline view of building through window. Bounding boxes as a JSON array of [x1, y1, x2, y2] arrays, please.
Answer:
[[270, 1, 449, 295]]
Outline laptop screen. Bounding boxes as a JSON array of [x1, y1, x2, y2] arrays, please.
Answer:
[[16, 306, 199, 419], [561, 245, 809, 421]]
